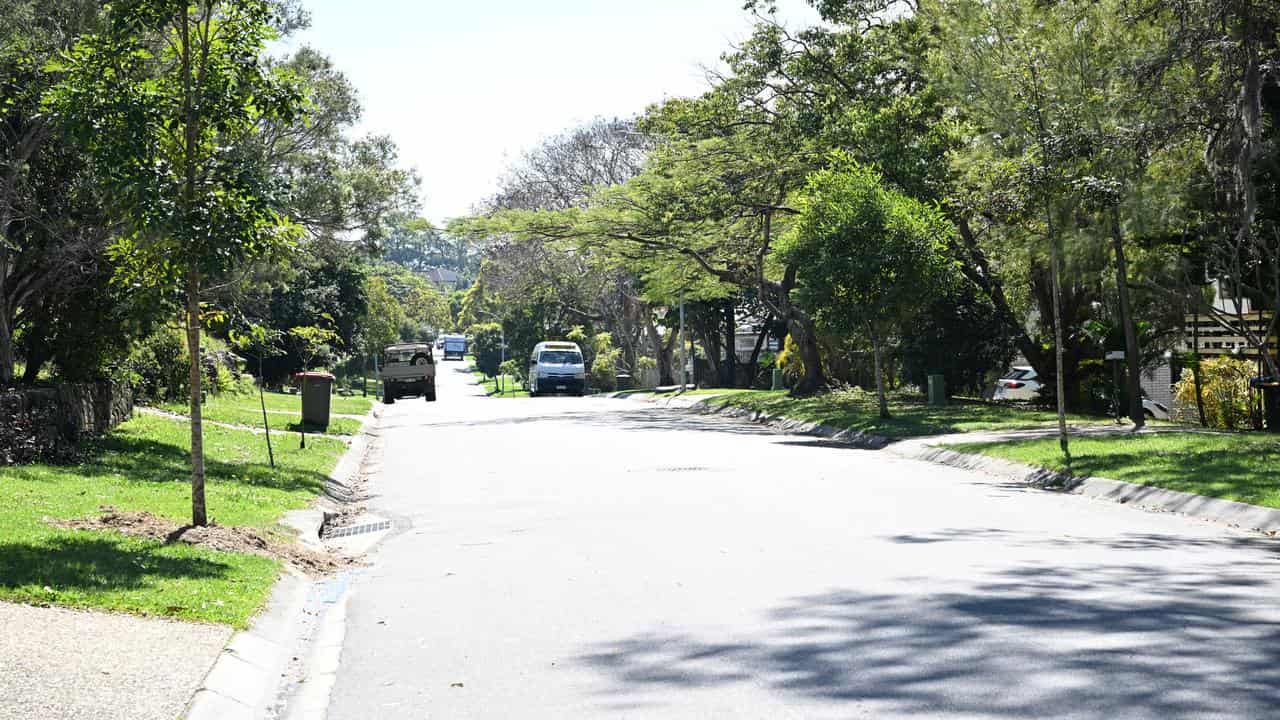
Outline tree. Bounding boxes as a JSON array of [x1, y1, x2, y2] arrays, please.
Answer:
[[52, 0, 303, 526], [782, 159, 955, 417], [360, 276, 405, 359], [0, 0, 106, 385], [469, 323, 504, 378]]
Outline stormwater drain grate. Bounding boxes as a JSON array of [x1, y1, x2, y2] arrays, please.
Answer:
[[325, 520, 391, 539]]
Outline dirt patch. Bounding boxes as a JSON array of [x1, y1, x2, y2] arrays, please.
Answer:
[[48, 506, 357, 575]]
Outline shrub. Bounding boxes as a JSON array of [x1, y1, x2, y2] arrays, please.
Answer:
[[499, 358, 525, 385], [124, 326, 189, 402], [590, 332, 622, 392], [827, 382, 873, 405], [1173, 357, 1255, 429], [468, 323, 504, 377], [776, 335, 805, 383]]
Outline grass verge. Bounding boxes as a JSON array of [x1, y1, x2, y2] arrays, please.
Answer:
[[688, 389, 1108, 439], [951, 431, 1280, 509], [0, 413, 347, 627], [160, 391, 372, 435], [473, 370, 529, 398]]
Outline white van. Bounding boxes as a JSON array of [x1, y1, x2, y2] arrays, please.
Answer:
[[439, 333, 467, 361], [528, 341, 587, 397]]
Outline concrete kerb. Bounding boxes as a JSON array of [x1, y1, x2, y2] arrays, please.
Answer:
[[184, 402, 382, 720], [643, 394, 1280, 537]]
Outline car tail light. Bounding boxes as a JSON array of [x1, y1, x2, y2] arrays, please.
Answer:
[[1004, 381, 1025, 389]]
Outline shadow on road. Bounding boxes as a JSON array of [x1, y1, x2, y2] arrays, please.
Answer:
[[382, 408, 799, 439], [577, 555, 1280, 718]]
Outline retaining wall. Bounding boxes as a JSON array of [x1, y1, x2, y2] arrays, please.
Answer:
[[0, 382, 133, 465]]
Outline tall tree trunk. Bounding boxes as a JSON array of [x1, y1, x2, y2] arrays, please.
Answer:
[[1047, 211, 1071, 464], [870, 325, 890, 419], [722, 300, 736, 388], [788, 314, 824, 397], [697, 325, 719, 387], [951, 217, 1052, 377], [644, 311, 674, 386], [259, 351, 275, 469], [179, 4, 207, 526], [0, 308, 12, 387], [1191, 307, 1207, 427], [1110, 209, 1144, 428], [746, 323, 769, 389], [20, 340, 47, 386], [186, 270, 207, 527]]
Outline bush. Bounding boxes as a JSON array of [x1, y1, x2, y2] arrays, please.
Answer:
[[1173, 357, 1255, 429], [590, 331, 622, 392], [776, 335, 805, 383], [124, 326, 189, 403], [468, 323, 504, 377], [827, 382, 873, 405], [499, 358, 525, 385]]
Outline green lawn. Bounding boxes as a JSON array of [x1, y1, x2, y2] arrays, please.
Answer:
[[0, 413, 347, 627], [689, 389, 1107, 439], [160, 391, 372, 435], [463, 356, 529, 398], [951, 431, 1280, 509], [472, 369, 529, 398]]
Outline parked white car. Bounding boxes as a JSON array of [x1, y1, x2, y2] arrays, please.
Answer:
[[993, 366, 1042, 401], [1142, 398, 1171, 420]]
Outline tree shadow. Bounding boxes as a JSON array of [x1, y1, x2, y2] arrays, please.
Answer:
[[7, 434, 328, 494], [885, 527, 1280, 558], [578, 559, 1280, 718], [0, 535, 233, 592]]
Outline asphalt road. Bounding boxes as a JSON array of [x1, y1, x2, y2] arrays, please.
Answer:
[[324, 362, 1280, 719]]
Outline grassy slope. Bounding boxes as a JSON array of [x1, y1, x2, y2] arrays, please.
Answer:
[[160, 391, 372, 435], [0, 413, 347, 627], [691, 389, 1103, 439], [473, 371, 529, 398], [952, 432, 1280, 509], [465, 356, 529, 398]]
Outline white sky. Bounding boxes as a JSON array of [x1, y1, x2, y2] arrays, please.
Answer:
[[288, 0, 820, 225]]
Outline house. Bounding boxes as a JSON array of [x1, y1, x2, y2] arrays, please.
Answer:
[[1180, 282, 1276, 359], [423, 267, 460, 294]]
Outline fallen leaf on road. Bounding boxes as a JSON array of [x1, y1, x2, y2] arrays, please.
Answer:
[[451, 682, 464, 688]]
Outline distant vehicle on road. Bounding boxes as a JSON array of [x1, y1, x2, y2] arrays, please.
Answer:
[[380, 343, 436, 404], [992, 366, 1042, 401], [440, 333, 467, 361], [529, 341, 586, 397]]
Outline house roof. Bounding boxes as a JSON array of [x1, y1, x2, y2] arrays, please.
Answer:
[[425, 267, 459, 284]]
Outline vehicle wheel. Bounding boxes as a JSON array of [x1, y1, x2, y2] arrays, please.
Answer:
[[426, 387, 437, 402], [1144, 409, 1154, 419], [384, 391, 395, 404]]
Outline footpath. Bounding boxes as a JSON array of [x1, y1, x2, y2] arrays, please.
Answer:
[[629, 391, 1280, 536]]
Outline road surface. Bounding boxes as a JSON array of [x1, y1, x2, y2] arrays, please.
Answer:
[[321, 361, 1280, 719]]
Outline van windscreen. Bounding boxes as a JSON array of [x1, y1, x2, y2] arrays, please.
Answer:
[[540, 351, 582, 365]]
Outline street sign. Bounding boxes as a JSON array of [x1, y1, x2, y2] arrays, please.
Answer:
[[1105, 351, 1125, 361]]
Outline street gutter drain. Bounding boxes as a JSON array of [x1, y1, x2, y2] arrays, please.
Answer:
[[325, 520, 392, 539]]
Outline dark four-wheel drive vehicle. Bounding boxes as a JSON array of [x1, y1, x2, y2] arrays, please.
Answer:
[[380, 343, 436, 404]]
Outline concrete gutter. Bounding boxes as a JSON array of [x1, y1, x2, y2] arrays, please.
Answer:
[[184, 403, 382, 720], [185, 573, 311, 720], [643, 393, 1280, 537]]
